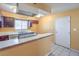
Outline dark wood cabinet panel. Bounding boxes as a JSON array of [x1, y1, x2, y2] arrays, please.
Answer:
[[3, 17, 14, 27], [0, 35, 9, 41], [0, 21, 2, 27], [0, 16, 2, 28], [32, 20, 38, 24]]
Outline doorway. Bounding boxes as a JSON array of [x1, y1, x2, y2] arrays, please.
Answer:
[[55, 16, 70, 48]]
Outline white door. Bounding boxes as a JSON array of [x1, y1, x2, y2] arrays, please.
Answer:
[[55, 16, 70, 48]]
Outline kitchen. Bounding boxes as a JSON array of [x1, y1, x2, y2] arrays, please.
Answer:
[[0, 3, 79, 56]]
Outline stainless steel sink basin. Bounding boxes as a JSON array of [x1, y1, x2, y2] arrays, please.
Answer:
[[18, 32, 37, 39]]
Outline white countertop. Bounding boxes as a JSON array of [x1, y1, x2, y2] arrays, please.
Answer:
[[0, 32, 19, 36], [0, 33, 53, 49], [0, 30, 34, 36]]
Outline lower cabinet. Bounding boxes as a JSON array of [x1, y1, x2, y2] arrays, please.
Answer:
[[0, 35, 54, 56]]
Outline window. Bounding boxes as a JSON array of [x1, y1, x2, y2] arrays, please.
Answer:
[[15, 19, 29, 30], [21, 20, 28, 29], [15, 20, 22, 29]]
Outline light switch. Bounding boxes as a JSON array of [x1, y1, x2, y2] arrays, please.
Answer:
[[73, 28, 77, 31]]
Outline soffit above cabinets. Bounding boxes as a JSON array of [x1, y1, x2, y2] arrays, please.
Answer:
[[0, 3, 49, 17], [18, 3, 49, 16]]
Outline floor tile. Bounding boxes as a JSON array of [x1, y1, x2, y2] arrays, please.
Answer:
[[49, 44, 79, 56], [70, 50, 79, 56]]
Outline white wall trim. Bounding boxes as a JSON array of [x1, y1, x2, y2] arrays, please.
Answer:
[[45, 50, 53, 56], [70, 48, 79, 53]]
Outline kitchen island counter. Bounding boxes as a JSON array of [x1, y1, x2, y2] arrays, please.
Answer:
[[0, 33, 53, 49]]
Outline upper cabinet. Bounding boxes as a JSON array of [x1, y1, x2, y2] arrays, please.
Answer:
[[3, 16, 14, 27], [0, 16, 14, 28], [0, 21, 2, 28], [0, 16, 2, 28], [0, 15, 3, 28]]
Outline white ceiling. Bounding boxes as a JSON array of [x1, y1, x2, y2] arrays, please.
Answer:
[[47, 3, 79, 14], [18, 3, 79, 14], [1, 3, 79, 14]]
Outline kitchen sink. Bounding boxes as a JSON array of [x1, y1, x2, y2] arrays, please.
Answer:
[[18, 32, 37, 39]]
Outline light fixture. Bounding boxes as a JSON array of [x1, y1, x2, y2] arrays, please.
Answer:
[[35, 9, 44, 17]]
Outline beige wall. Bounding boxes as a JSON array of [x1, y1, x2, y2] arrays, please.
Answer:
[[38, 15, 55, 33], [0, 28, 15, 32], [53, 8, 79, 51], [30, 24, 38, 33]]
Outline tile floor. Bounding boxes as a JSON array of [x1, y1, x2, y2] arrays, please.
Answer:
[[49, 44, 79, 56]]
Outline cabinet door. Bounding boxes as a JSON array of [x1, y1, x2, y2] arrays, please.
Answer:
[[0, 16, 2, 28], [3, 16, 14, 27], [0, 21, 2, 27]]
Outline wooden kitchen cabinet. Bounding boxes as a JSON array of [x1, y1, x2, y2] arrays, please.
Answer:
[[0, 35, 54, 56], [3, 16, 14, 27], [0, 21, 2, 28]]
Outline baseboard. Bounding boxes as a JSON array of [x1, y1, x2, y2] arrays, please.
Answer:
[[70, 48, 79, 53], [55, 43, 79, 53], [45, 50, 53, 56]]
